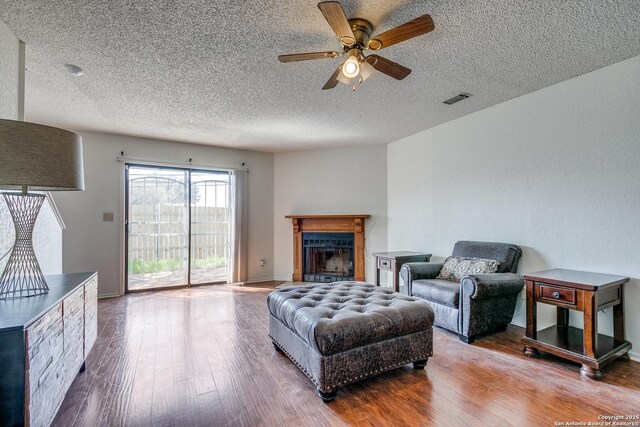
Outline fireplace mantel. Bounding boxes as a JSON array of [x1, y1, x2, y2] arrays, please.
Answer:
[[286, 215, 370, 282]]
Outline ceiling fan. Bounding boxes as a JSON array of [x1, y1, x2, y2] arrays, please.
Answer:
[[278, 1, 435, 90]]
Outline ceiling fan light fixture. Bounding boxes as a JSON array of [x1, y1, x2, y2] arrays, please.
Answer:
[[280, 2, 435, 90], [342, 51, 360, 78], [359, 60, 375, 82], [336, 69, 352, 85]]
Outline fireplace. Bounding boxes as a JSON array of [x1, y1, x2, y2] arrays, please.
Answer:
[[303, 233, 354, 282], [286, 215, 370, 282]]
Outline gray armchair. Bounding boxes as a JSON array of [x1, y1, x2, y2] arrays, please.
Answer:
[[400, 241, 524, 344]]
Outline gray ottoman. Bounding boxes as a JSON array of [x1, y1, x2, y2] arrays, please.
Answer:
[[267, 281, 434, 402]]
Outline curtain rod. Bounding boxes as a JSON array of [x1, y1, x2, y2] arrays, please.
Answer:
[[115, 155, 249, 172]]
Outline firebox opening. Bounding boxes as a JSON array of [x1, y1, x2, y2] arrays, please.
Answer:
[[303, 232, 354, 282]]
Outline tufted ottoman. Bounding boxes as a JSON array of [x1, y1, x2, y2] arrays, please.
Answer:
[[267, 281, 434, 402]]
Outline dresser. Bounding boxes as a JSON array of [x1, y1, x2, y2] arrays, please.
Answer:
[[0, 272, 98, 427]]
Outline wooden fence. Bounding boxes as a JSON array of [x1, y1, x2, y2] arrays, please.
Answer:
[[128, 205, 229, 264]]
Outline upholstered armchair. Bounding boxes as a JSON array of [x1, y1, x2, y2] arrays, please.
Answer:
[[400, 241, 524, 344]]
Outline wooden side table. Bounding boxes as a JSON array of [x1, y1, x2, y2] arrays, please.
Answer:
[[521, 268, 631, 379], [372, 251, 431, 293]]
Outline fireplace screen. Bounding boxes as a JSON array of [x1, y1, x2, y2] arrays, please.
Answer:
[[303, 233, 354, 282]]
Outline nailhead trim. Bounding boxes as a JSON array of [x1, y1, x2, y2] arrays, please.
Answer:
[[270, 334, 321, 387]]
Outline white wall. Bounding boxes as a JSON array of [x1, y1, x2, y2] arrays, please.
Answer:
[[273, 145, 388, 283], [0, 18, 19, 120], [54, 132, 274, 297], [388, 54, 640, 359], [0, 18, 62, 276]]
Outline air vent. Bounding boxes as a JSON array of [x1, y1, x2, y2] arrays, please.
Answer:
[[443, 93, 471, 105]]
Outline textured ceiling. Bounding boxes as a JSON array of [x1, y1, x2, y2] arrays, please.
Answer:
[[1, 1, 639, 152]]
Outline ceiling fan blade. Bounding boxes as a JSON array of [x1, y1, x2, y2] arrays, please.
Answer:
[[322, 66, 342, 90], [366, 55, 411, 80], [318, 1, 356, 46], [278, 51, 340, 63], [367, 15, 434, 50]]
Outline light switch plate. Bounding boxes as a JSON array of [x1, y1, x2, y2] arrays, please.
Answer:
[[103, 212, 114, 222]]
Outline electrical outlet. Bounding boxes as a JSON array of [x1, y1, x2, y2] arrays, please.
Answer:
[[259, 259, 265, 267], [103, 212, 114, 222]]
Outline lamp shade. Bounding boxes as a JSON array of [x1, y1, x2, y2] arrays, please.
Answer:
[[0, 119, 84, 191]]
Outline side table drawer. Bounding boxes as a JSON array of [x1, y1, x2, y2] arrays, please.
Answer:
[[538, 283, 576, 306], [377, 258, 391, 269]]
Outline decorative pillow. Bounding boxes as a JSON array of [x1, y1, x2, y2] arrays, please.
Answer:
[[436, 256, 500, 282]]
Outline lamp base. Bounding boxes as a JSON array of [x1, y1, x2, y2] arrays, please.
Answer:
[[0, 192, 48, 299]]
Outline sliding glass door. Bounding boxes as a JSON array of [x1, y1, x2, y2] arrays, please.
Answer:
[[125, 165, 230, 292], [190, 171, 230, 285]]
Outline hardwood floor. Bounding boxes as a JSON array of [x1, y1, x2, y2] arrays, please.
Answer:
[[53, 283, 640, 427]]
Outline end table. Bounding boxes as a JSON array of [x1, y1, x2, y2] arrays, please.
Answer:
[[372, 251, 431, 293], [521, 268, 631, 379]]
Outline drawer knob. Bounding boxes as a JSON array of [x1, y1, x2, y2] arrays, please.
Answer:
[[552, 291, 560, 299]]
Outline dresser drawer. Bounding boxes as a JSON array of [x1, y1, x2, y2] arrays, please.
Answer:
[[377, 258, 392, 269], [538, 283, 576, 306], [63, 286, 85, 391], [25, 302, 65, 427], [84, 275, 98, 358]]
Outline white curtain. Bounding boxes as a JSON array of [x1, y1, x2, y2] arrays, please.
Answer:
[[228, 169, 248, 284]]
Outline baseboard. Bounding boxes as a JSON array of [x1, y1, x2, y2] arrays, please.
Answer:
[[243, 277, 278, 285], [98, 293, 121, 299]]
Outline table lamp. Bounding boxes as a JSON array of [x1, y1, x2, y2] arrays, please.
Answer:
[[0, 119, 84, 298]]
